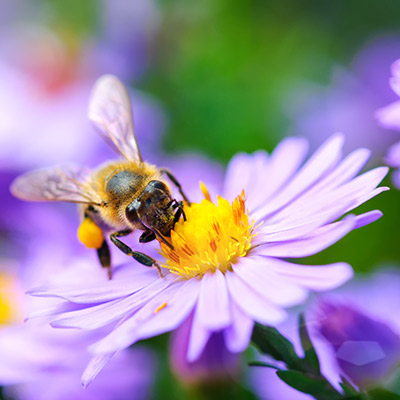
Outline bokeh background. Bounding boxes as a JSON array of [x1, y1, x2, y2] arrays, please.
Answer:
[[1, 0, 400, 399]]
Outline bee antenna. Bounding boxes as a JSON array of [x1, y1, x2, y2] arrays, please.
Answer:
[[152, 229, 174, 250]]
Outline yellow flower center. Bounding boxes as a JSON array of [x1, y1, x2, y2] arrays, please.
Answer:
[[0, 272, 23, 325], [159, 183, 257, 279]]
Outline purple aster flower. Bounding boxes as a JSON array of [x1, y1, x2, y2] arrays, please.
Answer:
[[28, 133, 388, 386], [383, 141, 400, 188], [375, 59, 400, 130], [376, 59, 400, 188], [318, 302, 400, 389], [286, 36, 400, 159], [252, 269, 400, 399]]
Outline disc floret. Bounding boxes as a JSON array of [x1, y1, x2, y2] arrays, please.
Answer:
[[159, 184, 257, 279]]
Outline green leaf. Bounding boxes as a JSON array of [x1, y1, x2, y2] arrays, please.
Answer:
[[276, 370, 344, 400], [299, 313, 321, 375], [367, 388, 400, 400], [339, 376, 359, 397], [251, 323, 302, 370], [248, 361, 282, 370]]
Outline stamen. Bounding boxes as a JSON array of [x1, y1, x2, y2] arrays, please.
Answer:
[[158, 184, 257, 279], [200, 181, 212, 202]]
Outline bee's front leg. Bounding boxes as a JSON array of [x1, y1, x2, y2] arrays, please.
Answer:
[[110, 230, 164, 277], [172, 200, 186, 222]]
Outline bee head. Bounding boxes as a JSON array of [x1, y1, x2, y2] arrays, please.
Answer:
[[125, 180, 175, 235]]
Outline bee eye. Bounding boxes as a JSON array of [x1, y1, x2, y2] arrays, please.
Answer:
[[125, 203, 139, 223], [148, 180, 167, 191]]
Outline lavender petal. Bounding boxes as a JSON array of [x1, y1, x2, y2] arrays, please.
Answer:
[[196, 269, 232, 330], [258, 257, 353, 291], [232, 259, 307, 306], [225, 270, 287, 325], [223, 301, 254, 353], [257, 215, 356, 258]]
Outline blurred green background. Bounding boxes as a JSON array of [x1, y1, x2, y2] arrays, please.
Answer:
[[38, 0, 400, 159]]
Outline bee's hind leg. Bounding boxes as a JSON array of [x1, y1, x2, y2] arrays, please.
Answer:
[[160, 168, 190, 205], [110, 230, 164, 277], [97, 239, 112, 279]]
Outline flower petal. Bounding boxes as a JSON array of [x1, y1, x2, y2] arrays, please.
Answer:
[[384, 141, 400, 168], [257, 198, 354, 242], [304, 147, 371, 192], [245, 137, 309, 210], [252, 133, 344, 221], [256, 166, 388, 243], [225, 270, 287, 325], [28, 266, 158, 304], [390, 75, 400, 97], [258, 215, 356, 258], [376, 100, 400, 130], [196, 269, 231, 330], [187, 307, 212, 362], [223, 301, 254, 353], [51, 278, 171, 330], [232, 259, 307, 306], [223, 152, 261, 202], [353, 210, 383, 229], [27, 301, 86, 321], [259, 257, 353, 291], [81, 352, 116, 388], [90, 279, 200, 355]]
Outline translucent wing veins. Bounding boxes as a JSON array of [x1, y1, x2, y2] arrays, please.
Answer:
[[88, 74, 142, 162], [10, 165, 102, 205]]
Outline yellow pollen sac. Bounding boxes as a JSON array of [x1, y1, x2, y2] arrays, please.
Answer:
[[77, 218, 104, 249], [159, 185, 257, 279]]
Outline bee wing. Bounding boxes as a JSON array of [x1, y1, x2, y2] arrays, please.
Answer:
[[88, 74, 143, 162], [10, 165, 102, 205]]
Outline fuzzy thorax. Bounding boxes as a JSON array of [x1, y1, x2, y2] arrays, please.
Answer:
[[159, 183, 257, 279]]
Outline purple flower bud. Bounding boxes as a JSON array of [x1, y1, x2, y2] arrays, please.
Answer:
[[318, 302, 400, 388]]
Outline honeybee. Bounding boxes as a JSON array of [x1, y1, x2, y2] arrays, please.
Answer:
[[11, 75, 189, 278]]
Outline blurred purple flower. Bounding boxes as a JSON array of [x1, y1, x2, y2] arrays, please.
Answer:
[[286, 36, 400, 160], [0, 259, 155, 400], [0, 2, 164, 170], [29, 133, 388, 386], [91, 0, 160, 80], [252, 269, 400, 399], [376, 59, 400, 188], [170, 312, 241, 385], [0, 325, 155, 400], [318, 302, 400, 389]]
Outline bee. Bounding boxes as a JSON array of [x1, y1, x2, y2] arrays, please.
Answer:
[[10, 74, 189, 278]]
